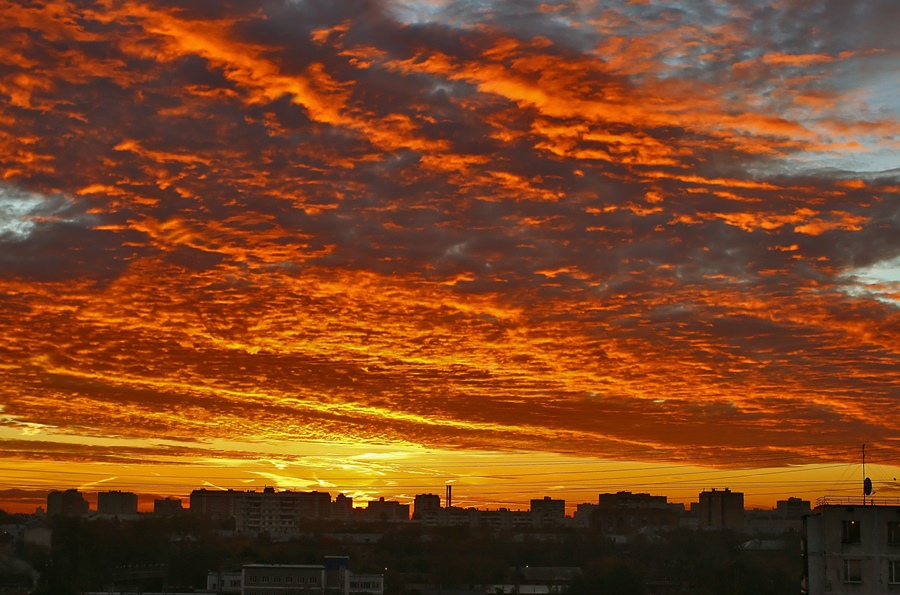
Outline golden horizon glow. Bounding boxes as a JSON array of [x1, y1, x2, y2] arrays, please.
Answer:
[[1, 0, 899, 513]]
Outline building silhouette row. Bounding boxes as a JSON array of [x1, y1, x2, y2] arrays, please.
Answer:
[[40, 485, 900, 594], [44, 486, 815, 537]]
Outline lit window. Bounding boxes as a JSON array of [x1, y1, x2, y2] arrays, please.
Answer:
[[843, 520, 861, 544], [844, 559, 862, 583], [889, 522, 900, 545]]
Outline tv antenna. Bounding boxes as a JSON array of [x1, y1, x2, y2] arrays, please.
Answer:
[[863, 444, 873, 505]]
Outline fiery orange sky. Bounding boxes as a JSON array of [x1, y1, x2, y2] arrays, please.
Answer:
[[1, 0, 899, 514]]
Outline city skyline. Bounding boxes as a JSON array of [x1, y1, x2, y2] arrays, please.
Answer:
[[1, 1, 899, 514]]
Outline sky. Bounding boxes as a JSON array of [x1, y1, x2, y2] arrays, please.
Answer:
[[1, 0, 899, 514]]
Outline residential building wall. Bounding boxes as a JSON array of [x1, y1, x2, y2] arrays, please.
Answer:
[[190, 489, 247, 518], [207, 571, 242, 593], [777, 497, 812, 520], [413, 494, 442, 519], [97, 490, 138, 515], [348, 573, 384, 594], [804, 502, 900, 595], [591, 492, 683, 534], [154, 497, 183, 515], [46, 489, 90, 515], [697, 488, 744, 529], [365, 497, 409, 522], [242, 564, 325, 595], [530, 497, 566, 527]]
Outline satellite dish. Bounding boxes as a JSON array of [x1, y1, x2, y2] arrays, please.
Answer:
[[864, 477, 873, 496]]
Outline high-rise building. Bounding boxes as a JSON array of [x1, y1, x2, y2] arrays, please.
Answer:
[[190, 488, 247, 518], [697, 488, 744, 529], [364, 497, 410, 522], [333, 493, 353, 520], [412, 494, 442, 519], [776, 496, 811, 519], [154, 497, 183, 515], [47, 489, 90, 516], [591, 491, 684, 533], [530, 496, 566, 526], [97, 490, 138, 515]]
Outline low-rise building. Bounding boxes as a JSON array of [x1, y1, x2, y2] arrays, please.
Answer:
[[206, 570, 242, 593], [803, 498, 900, 595], [243, 564, 326, 595], [206, 559, 382, 595], [348, 573, 384, 594]]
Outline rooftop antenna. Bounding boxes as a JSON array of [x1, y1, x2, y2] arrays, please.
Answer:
[[863, 444, 873, 505]]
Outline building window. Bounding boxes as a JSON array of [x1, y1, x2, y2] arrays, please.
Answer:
[[262, 575, 270, 583], [249, 576, 258, 583], [285, 576, 292, 583], [274, 575, 282, 583], [310, 576, 318, 584], [889, 522, 900, 545], [844, 559, 862, 583], [843, 520, 861, 543], [890, 560, 900, 585]]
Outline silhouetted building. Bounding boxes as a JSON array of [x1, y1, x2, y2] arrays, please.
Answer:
[[573, 502, 598, 528], [590, 491, 684, 533], [333, 493, 353, 520], [190, 488, 246, 518], [47, 489, 89, 516], [365, 497, 410, 522], [153, 497, 183, 515], [413, 494, 442, 519], [697, 488, 744, 529], [97, 490, 138, 515], [235, 486, 289, 536], [530, 496, 566, 526], [777, 497, 811, 519], [191, 488, 338, 532]]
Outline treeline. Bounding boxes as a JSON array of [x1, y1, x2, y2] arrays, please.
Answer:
[[4, 513, 800, 594]]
